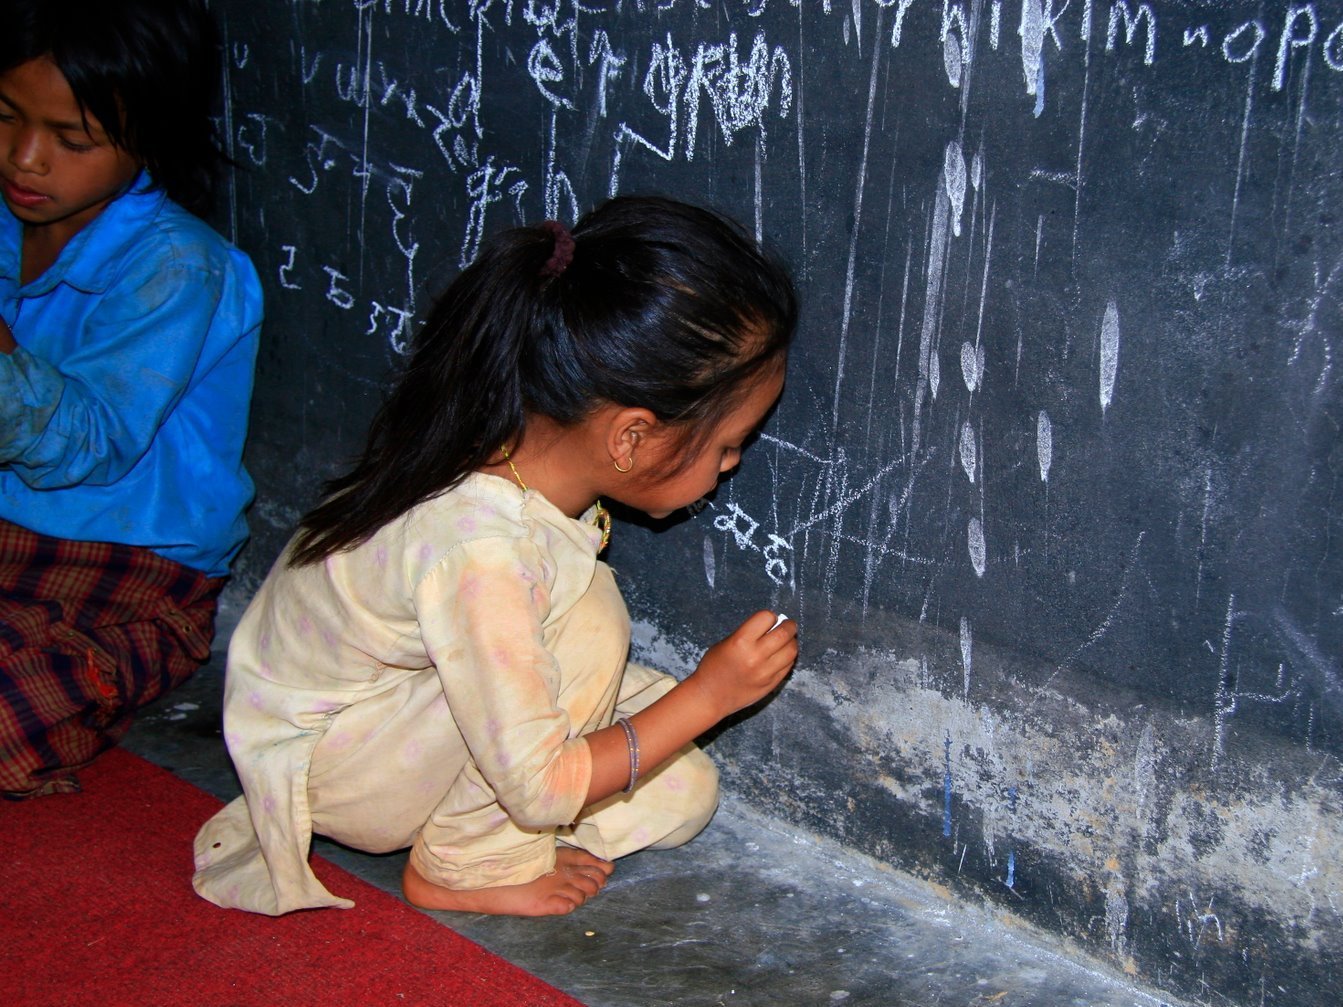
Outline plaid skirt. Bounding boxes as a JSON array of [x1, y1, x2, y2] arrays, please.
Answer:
[[0, 519, 225, 798]]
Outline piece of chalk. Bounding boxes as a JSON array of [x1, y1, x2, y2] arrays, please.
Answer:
[[770, 613, 790, 632]]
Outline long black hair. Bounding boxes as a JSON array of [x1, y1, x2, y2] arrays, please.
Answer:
[[0, 0, 227, 216], [289, 196, 799, 566]]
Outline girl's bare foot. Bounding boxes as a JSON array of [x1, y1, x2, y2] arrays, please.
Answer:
[[402, 847, 614, 916]]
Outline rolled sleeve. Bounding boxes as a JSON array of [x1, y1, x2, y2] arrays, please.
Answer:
[[415, 535, 593, 830]]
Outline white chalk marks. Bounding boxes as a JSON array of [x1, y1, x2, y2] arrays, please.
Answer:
[[959, 421, 978, 483], [702, 535, 717, 589], [712, 501, 794, 585], [1100, 299, 1120, 413], [944, 31, 964, 88], [960, 616, 973, 698], [1103, 870, 1131, 959], [913, 137, 956, 445], [1019, 0, 1048, 105], [968, 516, 987, 577], [960, 340, 985, 392], [1037, 410, 1053, 482], [945, 140, 968, 237], [610, 30, 793, 196]]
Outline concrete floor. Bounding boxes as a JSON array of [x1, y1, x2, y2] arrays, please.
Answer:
[[121, 597, 1185, 1007]]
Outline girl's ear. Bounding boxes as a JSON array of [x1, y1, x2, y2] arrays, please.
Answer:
[[605, 407, 659, 469]]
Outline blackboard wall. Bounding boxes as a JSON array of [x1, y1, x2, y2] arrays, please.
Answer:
[[212, 2, 1342, 1003]]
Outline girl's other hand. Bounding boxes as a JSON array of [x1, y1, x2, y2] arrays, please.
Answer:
[[688, 610, 798, 719], [0, 316, 16, 354]]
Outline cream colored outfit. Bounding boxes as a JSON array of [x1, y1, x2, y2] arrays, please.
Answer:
[[192, 474, 718, 915]]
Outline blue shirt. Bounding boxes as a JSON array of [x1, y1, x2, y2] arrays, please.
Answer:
[[0, 175, 262, 578]]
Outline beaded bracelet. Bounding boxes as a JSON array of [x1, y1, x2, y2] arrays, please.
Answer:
[[617, 717, 640, 793]]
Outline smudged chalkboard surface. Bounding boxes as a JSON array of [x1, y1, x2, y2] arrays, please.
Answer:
[[213, 2, 1342, 1003]]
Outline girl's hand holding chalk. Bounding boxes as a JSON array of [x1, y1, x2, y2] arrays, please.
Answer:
[[686, 610, 798, 720]]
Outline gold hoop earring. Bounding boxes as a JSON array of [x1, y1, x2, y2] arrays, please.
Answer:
[[614, 455, 634, 474]]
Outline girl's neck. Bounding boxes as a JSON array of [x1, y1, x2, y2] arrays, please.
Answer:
[[18, 174, 139, 285], [19, 183, 129, 285], [483, 416, 601, 519], [20, 226, 65, 286]]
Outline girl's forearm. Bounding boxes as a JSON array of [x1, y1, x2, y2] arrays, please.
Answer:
[[0, 317, 16, 354], [581, 675, 721, 805], [581, 611, 797, 806]]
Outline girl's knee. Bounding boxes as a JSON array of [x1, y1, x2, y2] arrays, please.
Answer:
[[683, 747, 720, 816], [653, 746, 720, 846]]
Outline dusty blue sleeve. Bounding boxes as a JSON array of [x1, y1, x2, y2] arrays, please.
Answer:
[[0, 345, 63, 459], [0, 258, 223, 489]]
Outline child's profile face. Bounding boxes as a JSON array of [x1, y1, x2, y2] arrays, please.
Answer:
[[621, 361, 786, 521], [0, 56, 142, 248]]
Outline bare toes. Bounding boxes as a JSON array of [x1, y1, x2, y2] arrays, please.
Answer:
[[543, 896, 579, 915], [568, 873, 603, 897]]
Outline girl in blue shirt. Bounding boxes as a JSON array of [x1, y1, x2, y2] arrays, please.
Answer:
[[0, 0, 262, 797]]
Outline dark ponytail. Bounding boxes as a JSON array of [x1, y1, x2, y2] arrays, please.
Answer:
[[289, 196, 797, 566]]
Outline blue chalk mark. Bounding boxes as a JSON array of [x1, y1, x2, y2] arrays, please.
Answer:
[[1005, 785, 1019, 887], [942, 734, 953, 837]]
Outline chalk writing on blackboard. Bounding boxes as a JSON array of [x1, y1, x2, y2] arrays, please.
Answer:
[[959, 421, 977, 484], [1037, 411, 1053, 483], [1100, 300, 1120, 415], [712, 502, 794, 586], [609, 31, 793, 196]]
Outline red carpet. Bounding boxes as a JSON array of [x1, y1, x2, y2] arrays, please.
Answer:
[[0, 748, 585, 1007]]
